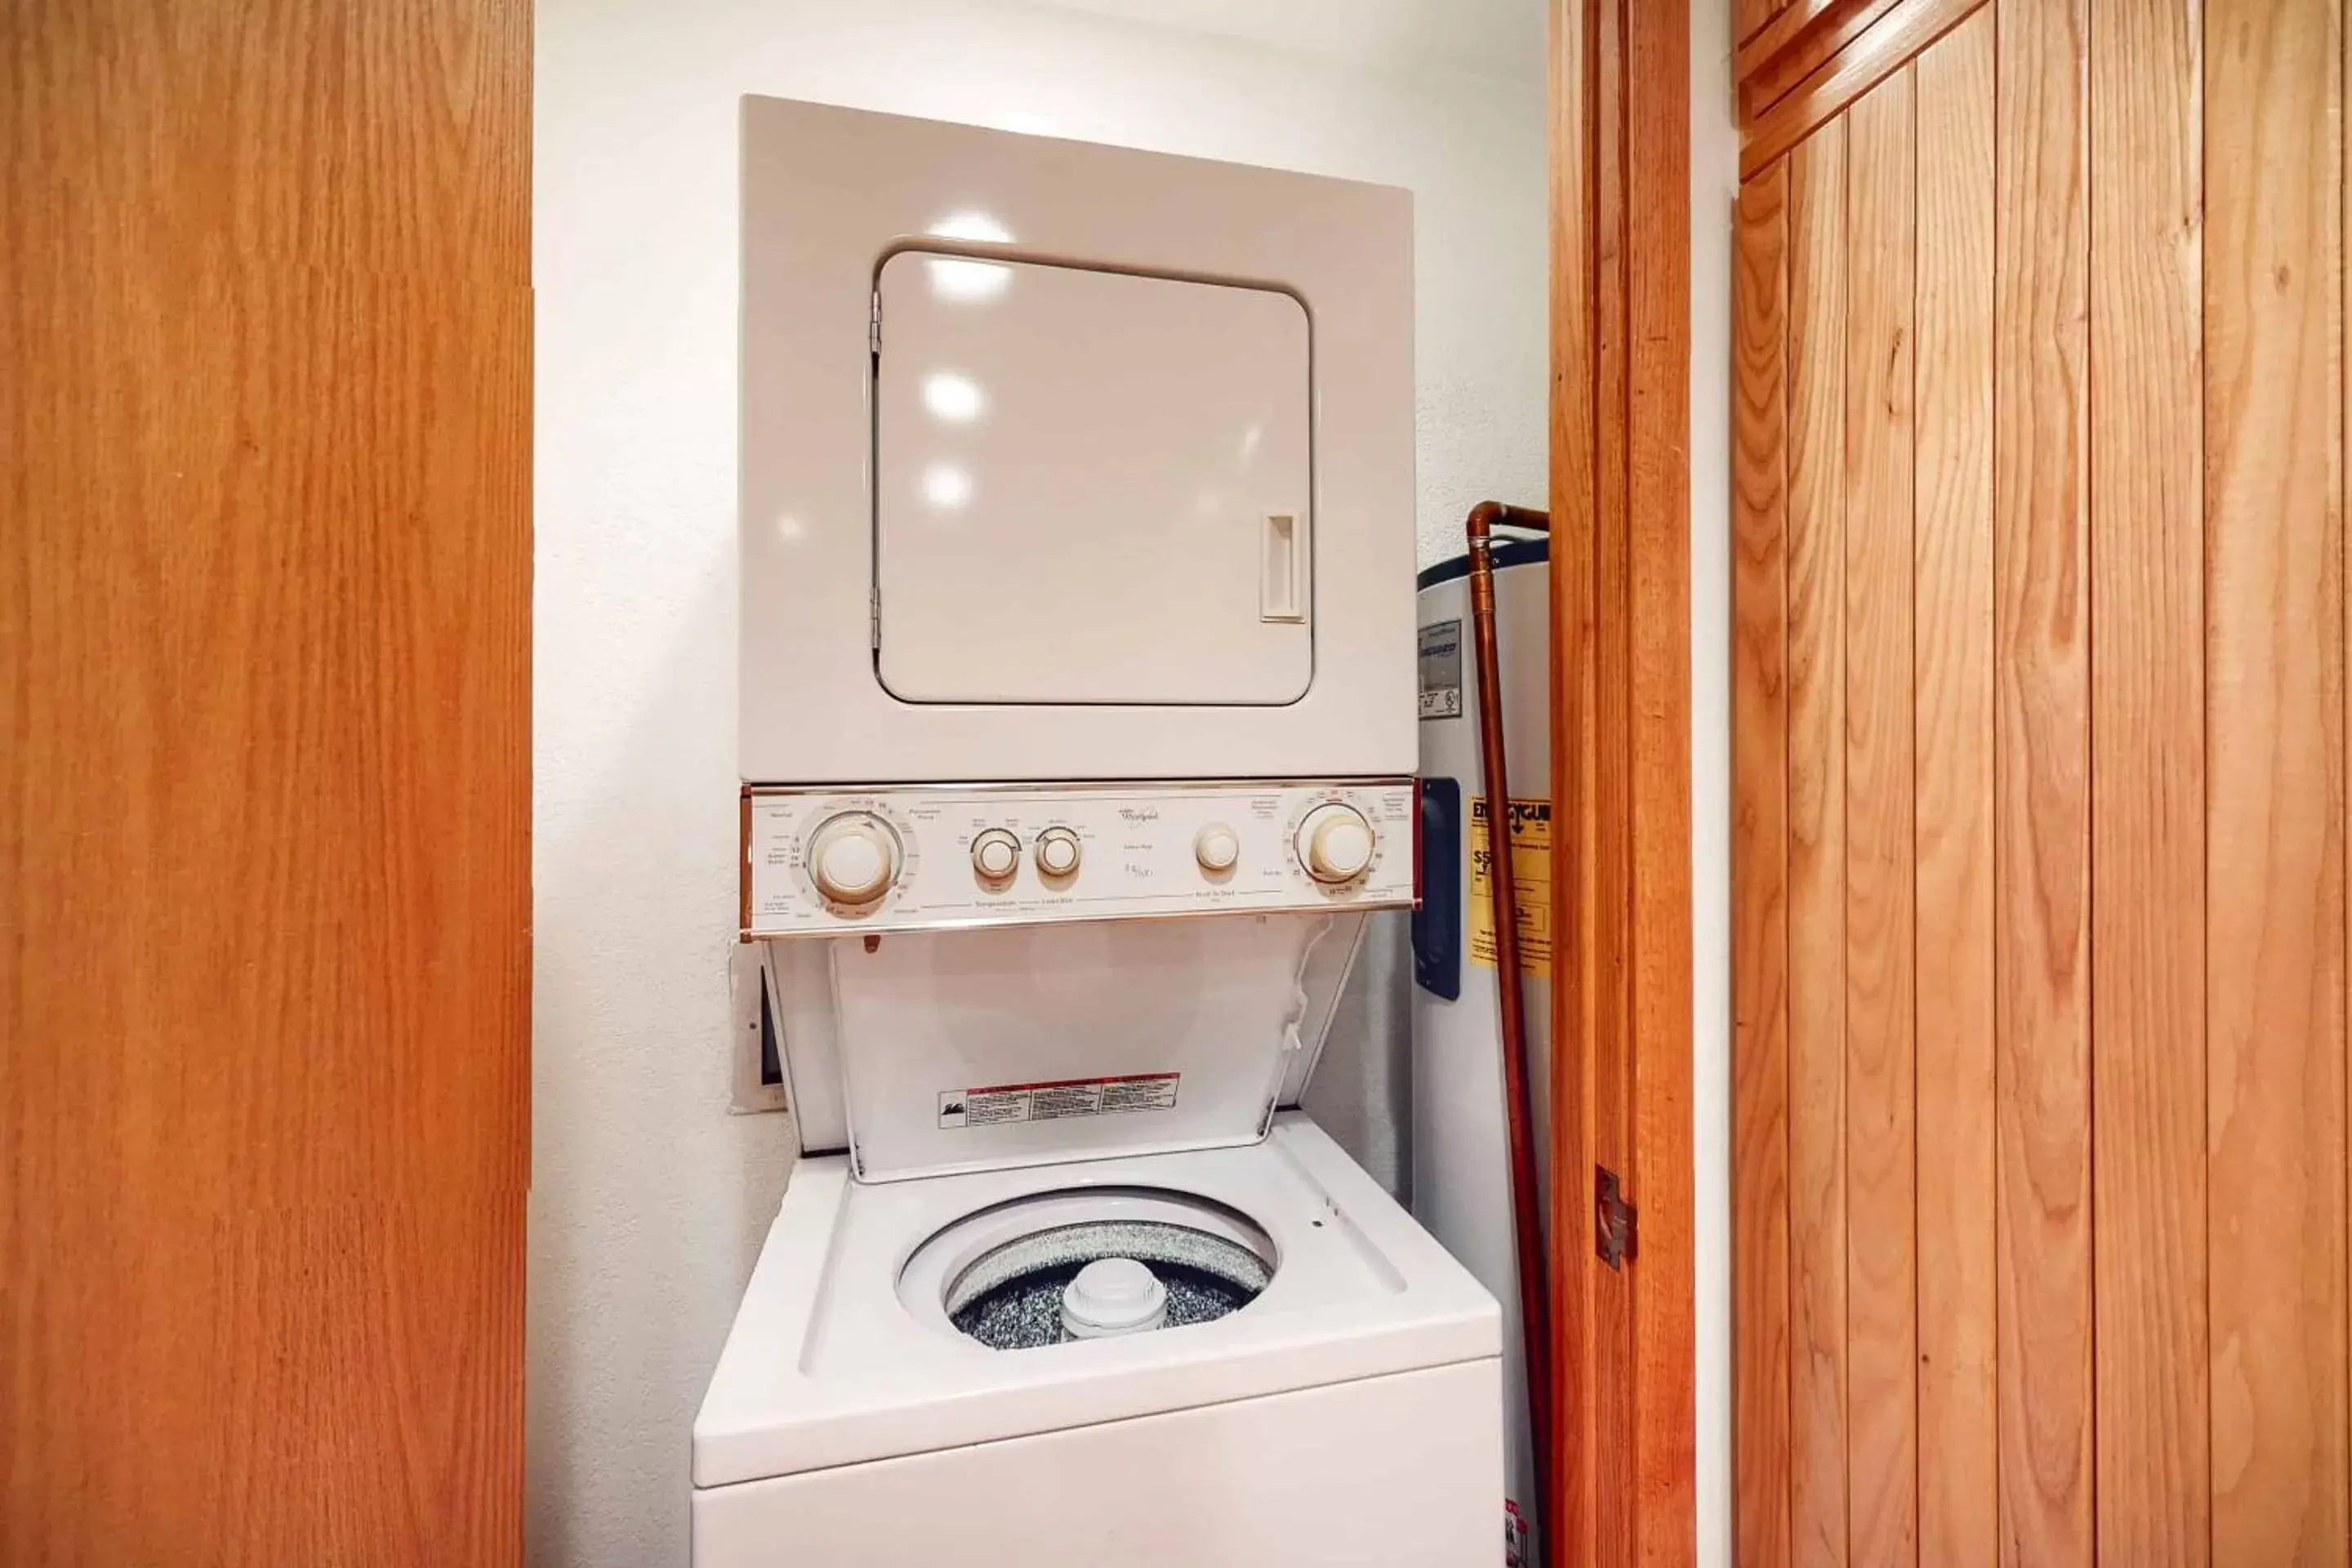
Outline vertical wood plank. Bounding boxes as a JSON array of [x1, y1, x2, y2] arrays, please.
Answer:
[[1552, 318, 1605, 1568], [2087, 0, 2211, 1563], [1842, 65, 1920, 1568], [1588, 4, 1642, 1565], [1910, 13, 1998, 1566], [1993, 0, 2095, 1561], [1547, 0, 1598, 1555], [2206, 0, 2349, 1561], [1733, 158, 1794, 1568], [1786, 118, 1851, 1568], [1626, 0, 1696, 1557]]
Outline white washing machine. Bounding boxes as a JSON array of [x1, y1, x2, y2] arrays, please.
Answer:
[[696, 1122, 1499, 1564], [697, 100, 1503, 1566]]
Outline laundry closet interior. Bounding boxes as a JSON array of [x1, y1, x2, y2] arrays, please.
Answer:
[[26, 1, 2352, 1564]]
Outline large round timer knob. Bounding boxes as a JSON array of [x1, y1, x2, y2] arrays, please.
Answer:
[[1295, 802, 1375, 884], [806, 811, 902, 905]]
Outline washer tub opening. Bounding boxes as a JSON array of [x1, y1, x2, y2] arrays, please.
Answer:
[[900, 1187, 1278, 1352]]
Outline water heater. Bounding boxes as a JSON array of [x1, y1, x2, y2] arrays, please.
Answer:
[[1412, 533, 1553, 1565]]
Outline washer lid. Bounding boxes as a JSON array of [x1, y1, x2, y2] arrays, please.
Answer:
[[826, 912, 1363, 1182]]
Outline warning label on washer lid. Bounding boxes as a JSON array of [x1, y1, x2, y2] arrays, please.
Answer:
[[937, 1072, 1181, 1129], [1419, 619, 1463, 719]]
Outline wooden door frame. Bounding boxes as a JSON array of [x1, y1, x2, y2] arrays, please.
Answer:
[[1548, 1, 1696, 1561]]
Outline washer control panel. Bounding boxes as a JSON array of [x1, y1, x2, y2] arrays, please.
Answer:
[[742, 780, 1415, 937]]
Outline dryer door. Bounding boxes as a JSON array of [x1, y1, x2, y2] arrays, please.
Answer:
[[873, 251, 1312, 706]]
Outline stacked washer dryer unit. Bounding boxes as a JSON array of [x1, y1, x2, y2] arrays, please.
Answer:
[[694, 99, 1506, 1566]]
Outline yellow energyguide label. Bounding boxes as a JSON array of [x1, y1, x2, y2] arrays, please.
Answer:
[[1468, 795, 1552, 977]]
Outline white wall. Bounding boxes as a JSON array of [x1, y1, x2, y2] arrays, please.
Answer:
[[531, 4, 1545, 1563], [1691, 1, 1739, 1563]]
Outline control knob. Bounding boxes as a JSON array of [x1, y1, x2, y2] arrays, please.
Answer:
[[1295, 802, 1375, 884], [970, 828, 1022, 883], [1193, 823, 1241, 875], [806, 811, 902, 905], [1034, 826, 1082, 879]]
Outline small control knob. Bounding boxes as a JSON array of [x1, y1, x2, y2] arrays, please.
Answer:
[[970, 827, 1021, 883], [1193, 823, 1241, 875], [1296, 802, 1375, 884], [806, 811, 902, 905], [1035, 826, 1082, 879]]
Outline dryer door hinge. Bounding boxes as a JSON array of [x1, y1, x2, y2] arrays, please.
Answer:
[[1596, 1165, 1637, 1270]]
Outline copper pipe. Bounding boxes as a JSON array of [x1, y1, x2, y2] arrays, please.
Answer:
[[1464, 498, 1553, 1565]]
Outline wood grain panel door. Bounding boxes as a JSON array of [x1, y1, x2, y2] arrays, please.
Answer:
[[2, 3, 532, 1562], [1733, 1, 2352, 1565]]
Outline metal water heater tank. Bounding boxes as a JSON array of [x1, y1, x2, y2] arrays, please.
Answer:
[[1411, 533, 1552, 1566]]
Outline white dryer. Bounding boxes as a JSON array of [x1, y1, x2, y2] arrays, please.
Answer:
[[698, 101, 1504, 1566], [737, 96, 1415, 786]]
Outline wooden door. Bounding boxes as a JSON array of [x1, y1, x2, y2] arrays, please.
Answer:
[[1731, 0, 2349, 1564], [1, 2, 532, 1562]]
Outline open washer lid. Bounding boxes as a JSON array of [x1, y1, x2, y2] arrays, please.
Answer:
[[820, 911, 1365, 1183]]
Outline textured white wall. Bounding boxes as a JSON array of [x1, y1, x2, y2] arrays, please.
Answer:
[[1691, 1, 1737, 1562], [530, 4, 1545, 1564]]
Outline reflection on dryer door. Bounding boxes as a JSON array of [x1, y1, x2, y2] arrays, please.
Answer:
[[873, 252, 1312, 706]]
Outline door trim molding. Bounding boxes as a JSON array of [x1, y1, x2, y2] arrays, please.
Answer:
[[1550, 2, 1696, 1560]]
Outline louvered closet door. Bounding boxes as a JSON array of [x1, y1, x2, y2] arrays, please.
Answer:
[[1731, 1, 2350, 1565]]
